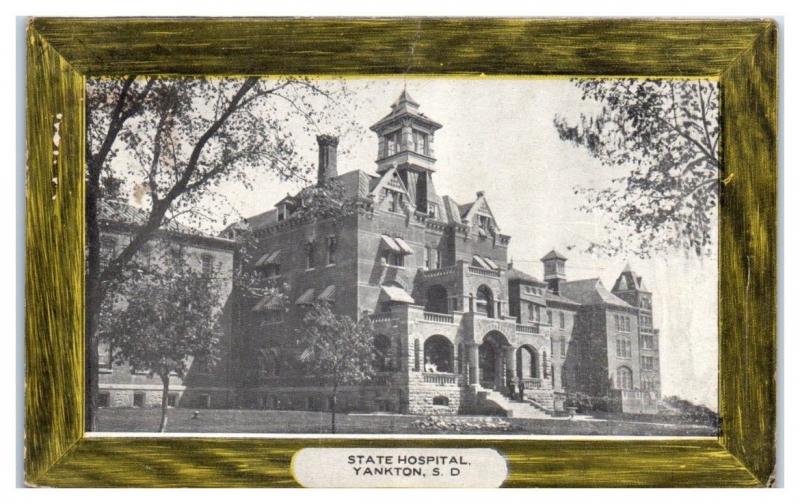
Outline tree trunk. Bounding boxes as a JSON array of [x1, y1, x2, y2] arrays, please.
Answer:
[[159, 374, 170, 433], [330, 385, 338, 434]]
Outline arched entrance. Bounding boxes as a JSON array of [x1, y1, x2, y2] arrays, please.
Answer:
[[479, 331, 510, 390], [516, 345, 539, 379], [423, 335, 454, 373]]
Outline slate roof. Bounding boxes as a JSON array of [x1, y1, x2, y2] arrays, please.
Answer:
[[559, 278, 631, 307], [506, 267, 545, 285], [541, 249, 568, 261]]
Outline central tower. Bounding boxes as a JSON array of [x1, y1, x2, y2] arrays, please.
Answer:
[[370, 90, 443, 213]]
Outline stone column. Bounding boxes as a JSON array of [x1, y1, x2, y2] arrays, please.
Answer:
[[505, 346, 517, 381], [494, 350, 505, 390], [467, 344, 480, 385]]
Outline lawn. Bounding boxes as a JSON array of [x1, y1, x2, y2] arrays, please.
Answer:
[[96, 408, 717, 436]]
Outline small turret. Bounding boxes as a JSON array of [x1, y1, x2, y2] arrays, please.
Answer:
[[541, 249, 567, 294]]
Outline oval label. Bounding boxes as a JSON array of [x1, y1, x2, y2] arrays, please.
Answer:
[[292, 448, 507, 488]]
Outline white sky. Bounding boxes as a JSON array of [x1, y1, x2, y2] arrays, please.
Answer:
[[122, 77, 719, 410]]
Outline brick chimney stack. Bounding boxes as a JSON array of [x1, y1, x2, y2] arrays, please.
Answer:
[[316, 134, 339, 184]]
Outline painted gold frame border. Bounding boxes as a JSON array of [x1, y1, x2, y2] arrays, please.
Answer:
[[25, 18, 777, 487]]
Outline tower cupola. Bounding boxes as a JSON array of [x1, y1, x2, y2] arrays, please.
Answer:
[[369, 89, 443, 213], [541, 249, 568, 294]]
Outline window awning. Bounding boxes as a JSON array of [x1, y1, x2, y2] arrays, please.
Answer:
[[393, 237, 414, 255], [295, 288, 315, 305], [252, 293, 283, 312], [380, 285, 415, 304], [255, 249, 281, 267], [380, 235, 402, 253], [317, 285, 337, 302], [472, 255, 491, 269], [483, 256, 499, 270]]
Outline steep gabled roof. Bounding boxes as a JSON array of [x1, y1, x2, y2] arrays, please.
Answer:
[[560, 278, 631, 307]]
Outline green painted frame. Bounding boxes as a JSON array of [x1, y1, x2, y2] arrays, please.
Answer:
[[25, 18, 777, 487]]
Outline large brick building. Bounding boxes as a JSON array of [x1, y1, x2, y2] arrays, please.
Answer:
[[98, 91, 661, 417]]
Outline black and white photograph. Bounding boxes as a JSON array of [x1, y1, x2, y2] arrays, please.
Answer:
[[86, 76, 720, 437]]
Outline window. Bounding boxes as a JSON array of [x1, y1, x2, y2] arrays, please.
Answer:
[[432, 396, 449, 406], [641, 356, 655, 371], [305, 241, 316, 269], [616, 366, 633, 390], [559, 311, 566, 329], [198, 394, 211, 408], [383, 249, 405, 267], [424, 246, 440, 270], [98, 391, 110, 408], [412, 129, 428, 155], [642, 334, 654, 349], [326, 236, 337, 265], [385, 189, 403, 213], [277, 204, 288, 221], [133, 392, 145, 408], [527, 303, 535, 321], [615, 314, 631, 333], [386, 130, 402, 156], [201, 254, 214, 276], [560, 337, 567, 357], [616, 339, 632, 358], [547, 310, 553, 325], [424, 246, 431, 269], [475, 285, 494, 318], [167, 393, 178, 408], [427, 203, 438, 219]]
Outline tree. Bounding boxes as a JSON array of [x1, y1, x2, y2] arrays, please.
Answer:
[[553, 79, 720, 258], [85, 76, 357, 429], [98, 251, 222, 432], [296, 303, 377, 433]]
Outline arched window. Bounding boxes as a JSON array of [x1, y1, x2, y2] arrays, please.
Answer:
[[425, 285, 449, 314], [423, 335, 454, 373], [373, 334, 392, 372], [616, 366, 633, 390], [516, 346, 538, 379], [257, 348, 280, 377], [476, 285, 494, 318]]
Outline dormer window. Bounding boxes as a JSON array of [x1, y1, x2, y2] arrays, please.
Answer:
[[427, 203, 438, 219], [277, 204, 288, 221]]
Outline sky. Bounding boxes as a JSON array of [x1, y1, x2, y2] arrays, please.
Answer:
[[117, 77, 719, 410]]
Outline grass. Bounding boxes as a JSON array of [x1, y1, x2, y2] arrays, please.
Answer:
[[96, 408, 718, 436]]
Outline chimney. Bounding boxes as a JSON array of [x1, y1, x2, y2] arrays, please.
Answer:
[[316, 134, 339, 183]]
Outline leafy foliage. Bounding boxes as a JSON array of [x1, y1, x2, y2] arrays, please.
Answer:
[[296, 303, 377, 432], [98, 251, 223, 431], [554, 79, 720, 257]]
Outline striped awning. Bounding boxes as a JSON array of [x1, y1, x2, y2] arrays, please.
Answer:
[[295, 288, 315, 305], [255, 249, 281, 267], [380, 285, 415, 304], [380, 235, 402, 253], [393, 237, 414, 255], [317, 285, 337, 302], [252, 293, 283, 312], [483, 256, 499, 270], [472, 255, 491, 269]]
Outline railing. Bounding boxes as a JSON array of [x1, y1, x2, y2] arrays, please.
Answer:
[[520, 378, 543, 389], [370, 312, 396, 324], [421, 265, 457, 279], [423, 311, 455, 324], [515, 323, 541, 335], [423, 373, 458, 386], [467, 265, 501, 279]]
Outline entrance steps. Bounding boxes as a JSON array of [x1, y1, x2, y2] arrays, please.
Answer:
[[481, 389, 553, 419]]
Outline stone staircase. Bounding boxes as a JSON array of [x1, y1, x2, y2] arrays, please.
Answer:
[[481, 389, 553, 419]]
